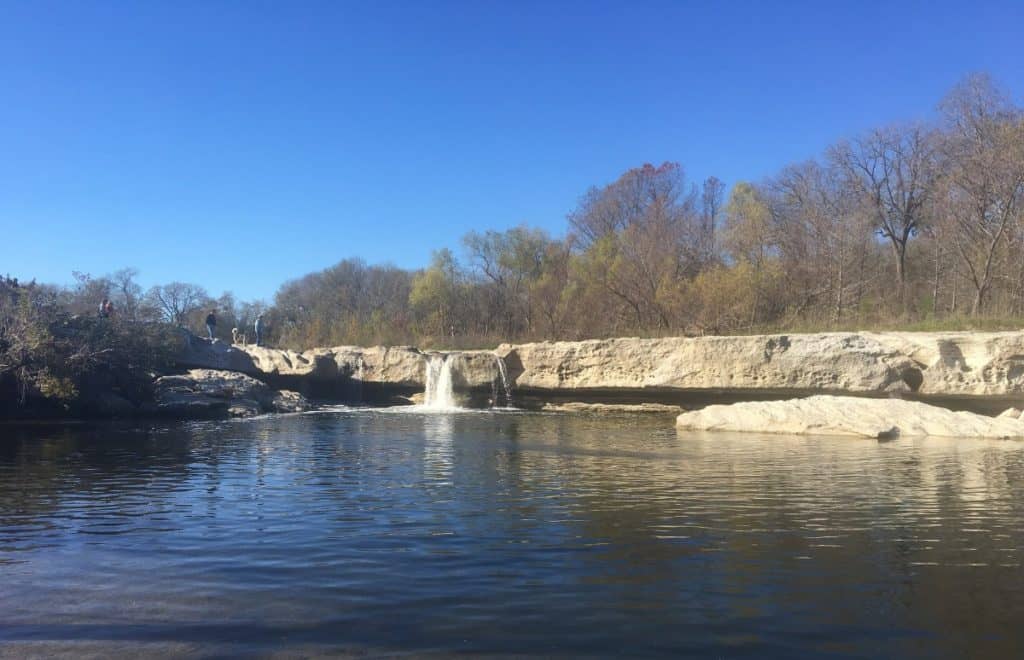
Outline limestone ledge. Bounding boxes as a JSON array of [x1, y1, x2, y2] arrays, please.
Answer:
[[177, 330, 1024, 400]]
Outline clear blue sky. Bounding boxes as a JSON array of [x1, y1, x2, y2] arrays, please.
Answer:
[[2, 0, 1022, 302]]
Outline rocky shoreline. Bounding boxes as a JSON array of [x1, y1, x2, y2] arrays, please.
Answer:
[[12, 330, 1024, 432], [179, 329, 1024, 405]]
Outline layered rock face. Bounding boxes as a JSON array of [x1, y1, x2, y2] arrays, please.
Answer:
[[153, 369, 310, 418], [238, 345, 502, 390], [176, 330, 1024, 405], [864, 332, 1024, 396], [497, 334, 921, 394], [181, 339, 496, 384], [675, 395, 1024, 439], [499, 331, 1024, 400]]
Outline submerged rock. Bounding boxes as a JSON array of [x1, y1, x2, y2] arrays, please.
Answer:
[[153, 369, 310, 418], [542, 402, 684, 414], [675, 395, 1024, 439]]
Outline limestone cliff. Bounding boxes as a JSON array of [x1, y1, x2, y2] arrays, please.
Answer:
[[176, 330, 1024, 405]]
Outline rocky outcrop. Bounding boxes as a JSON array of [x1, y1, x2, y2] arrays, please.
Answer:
[[498, 334, 920, 394], [152, 369, 310, 418], [675, 395, 1024, 439], [865, 332, 1024, 396], [239, 345, 502, 388], [175, 330, 1024, 407], [176, 333, 259, 375]]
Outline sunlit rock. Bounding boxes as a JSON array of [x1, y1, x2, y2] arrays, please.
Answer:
[[153, 369, 310, 418], [675, 395, 1024, 439]]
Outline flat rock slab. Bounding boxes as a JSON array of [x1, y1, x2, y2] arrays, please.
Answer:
[[675, 395, 1024, 439]]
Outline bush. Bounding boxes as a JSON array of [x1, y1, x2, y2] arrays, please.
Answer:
[[0, 278, 179, 415]]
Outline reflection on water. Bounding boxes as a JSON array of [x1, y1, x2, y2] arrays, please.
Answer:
[[2, 411, 1024, 657]]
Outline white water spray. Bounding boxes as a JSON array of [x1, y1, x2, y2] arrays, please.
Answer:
[[424, 353, 459, 409]]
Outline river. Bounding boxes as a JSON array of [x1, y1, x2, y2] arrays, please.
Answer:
[[2, 409, 1023, 657]]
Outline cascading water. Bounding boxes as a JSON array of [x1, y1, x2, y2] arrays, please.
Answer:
[[354, 355, 365, 403], [424, 353, 459, 409], [494, 354, 514, 407]]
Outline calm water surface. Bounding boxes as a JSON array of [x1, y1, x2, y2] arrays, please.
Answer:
[[2, 409, 1024, 657]]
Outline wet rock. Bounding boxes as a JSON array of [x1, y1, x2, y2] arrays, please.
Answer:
[[542, 402, 684, 414], [153, 369, 310, 418]]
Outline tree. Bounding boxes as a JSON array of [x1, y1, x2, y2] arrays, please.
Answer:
[[767, 161, 873, 323], [410, 249, 463, 337], [829, 124, 939, 304], [146, 282, 209, 326], [110, 268, 144, 321], [940, 73, 1024, 315], [463, 226, 553, 336], [700, 176, 726, 264], [568, 162, 697, 248]]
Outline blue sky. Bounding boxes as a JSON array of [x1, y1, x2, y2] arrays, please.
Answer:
[[2, 0, 1022, 301]]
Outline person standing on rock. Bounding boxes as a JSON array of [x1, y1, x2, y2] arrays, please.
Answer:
[[205, 309, 217, 340], [254, 313, 265, 347]]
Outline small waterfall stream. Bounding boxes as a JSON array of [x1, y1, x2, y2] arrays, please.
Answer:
[[355, 355, 365, 403], [424, 354, 459, 409], [494, 354, 514, 407]]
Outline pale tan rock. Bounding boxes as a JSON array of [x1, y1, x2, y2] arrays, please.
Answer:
[[499, 334, 919, 393], [998, 407, 1023, 419], [675, 395, 1024, 439], [178, 330, 1024, 401], [237, 345, 501, 390], [867, 332, 1024, 396]]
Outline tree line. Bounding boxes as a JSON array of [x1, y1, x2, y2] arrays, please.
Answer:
[[5, 73, 1023, 354]]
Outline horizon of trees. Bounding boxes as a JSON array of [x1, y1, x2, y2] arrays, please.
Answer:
[[6, 72, 1023, 350]]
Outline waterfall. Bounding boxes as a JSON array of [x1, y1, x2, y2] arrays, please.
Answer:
[[424, 353, 459, 409], [494, 354, 514, 407], [354, 355, 365, 403]]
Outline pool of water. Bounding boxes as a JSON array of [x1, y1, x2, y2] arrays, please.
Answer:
[[2, 409, 1024, 657]]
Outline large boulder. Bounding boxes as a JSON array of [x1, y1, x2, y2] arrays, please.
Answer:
[[675, 395, 1024, 439], [153, 369, 311, 418], [175, 332, 259, 375]]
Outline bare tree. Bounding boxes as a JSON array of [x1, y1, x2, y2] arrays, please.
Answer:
[[940, 73, 1024, 315], [110, 268, 143, 321], [146, 282, 209, 326], [830, 124, 939, 305], [700, 176, 726, 264]]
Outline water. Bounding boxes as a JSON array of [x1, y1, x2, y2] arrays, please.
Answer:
[[495, 355, 514, 407], [424, 354, 458, 409], [2, 411, 1024, 657]]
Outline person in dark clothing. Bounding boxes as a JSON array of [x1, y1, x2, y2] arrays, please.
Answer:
[[254, 314, 265, 347], [99, 298, 111, 318], [205, 309, 217, 340]]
